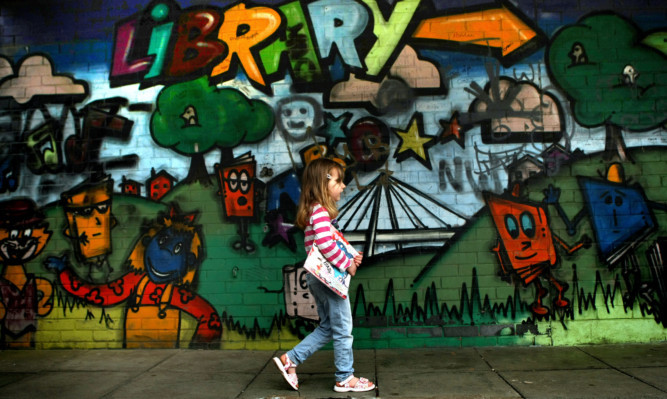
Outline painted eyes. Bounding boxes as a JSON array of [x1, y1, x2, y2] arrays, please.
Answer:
[[158, 235, 183, 254], [604, 195, 623, 206], [521, 212, 535, 237], [505, 215, 519, 238], [75, 207, 94, 217], [69, 202, 109, 217], [504, 212, 536, 239], [283, 108, 308, 117], [9, 229, 32, 238], [226, 170, 251, 193]]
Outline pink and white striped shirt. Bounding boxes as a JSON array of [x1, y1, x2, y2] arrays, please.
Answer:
[[304, 203, 357, 272]]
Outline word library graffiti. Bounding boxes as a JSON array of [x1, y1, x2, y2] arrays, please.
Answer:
[[0, 0, 666, 349]]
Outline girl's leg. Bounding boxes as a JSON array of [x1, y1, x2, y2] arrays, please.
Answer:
[[329, 293, 354, 382], [287, 274, 333, 365], [330, 299, 376, 392]]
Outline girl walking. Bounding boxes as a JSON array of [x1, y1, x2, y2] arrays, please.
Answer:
[[273, 158, 376, 393]]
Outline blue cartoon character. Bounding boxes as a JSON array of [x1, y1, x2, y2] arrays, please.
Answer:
[[545, 163, 665, 266], [544, 163, 667, 312]]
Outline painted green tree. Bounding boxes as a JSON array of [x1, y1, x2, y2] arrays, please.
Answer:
[[151, 77, 275, 184], [546, 13, 667, 161]]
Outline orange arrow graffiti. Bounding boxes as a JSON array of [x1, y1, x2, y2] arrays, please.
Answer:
[[412, 5, 537, 57]]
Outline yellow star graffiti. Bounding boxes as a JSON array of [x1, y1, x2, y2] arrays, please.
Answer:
[[394, 116, 433, 160]]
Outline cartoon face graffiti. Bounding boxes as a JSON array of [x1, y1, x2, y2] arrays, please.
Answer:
[[0, 198, 54, 348], [148, 175, 173, 201], [579, 176, 656, 264], [215, 155, 256, 219], [0, 199, 51, 265], [485, 189, 583, 316], [61, 178, 116, 261], [276, 96, 321, 141], [144, 226, 196, 284], [347, 117, 390, 172], [487, 194, 557, 281]]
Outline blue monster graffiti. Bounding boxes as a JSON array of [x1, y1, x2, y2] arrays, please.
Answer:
[[544, 163, 667, 320], [545, 163, 663, 266], [578, 165, 657, 265]]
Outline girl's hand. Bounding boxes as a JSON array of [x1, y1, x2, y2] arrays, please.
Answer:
[[347, 253, 363, 276]]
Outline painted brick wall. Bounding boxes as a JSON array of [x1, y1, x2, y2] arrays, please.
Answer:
[[0, 0, 666, 350]]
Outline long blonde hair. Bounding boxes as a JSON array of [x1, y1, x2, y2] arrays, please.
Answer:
[[296, 158, 344, 229]]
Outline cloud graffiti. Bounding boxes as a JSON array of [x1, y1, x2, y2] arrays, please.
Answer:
[[0, 55, 87, 104], [328, 45, 441, 114]]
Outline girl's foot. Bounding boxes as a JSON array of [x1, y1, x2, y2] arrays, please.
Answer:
[[334, 375, 376, 392], [272, 354, 299, 390]]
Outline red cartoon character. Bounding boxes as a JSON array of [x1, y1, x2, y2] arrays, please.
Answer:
[[484, 185, 590, 316], [215, 152, 258, 253]]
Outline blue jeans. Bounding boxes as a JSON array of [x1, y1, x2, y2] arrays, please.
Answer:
[[287, 273, 354, 382]]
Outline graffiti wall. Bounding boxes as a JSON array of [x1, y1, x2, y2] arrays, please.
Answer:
[[0, 0, 666, 349]]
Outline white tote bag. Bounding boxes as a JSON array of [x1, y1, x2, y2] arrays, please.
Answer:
[[303, 228, 354, 299]]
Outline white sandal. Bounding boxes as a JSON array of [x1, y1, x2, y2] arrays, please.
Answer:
[[272, 354, 299, 390], [334, 375, 376, 392]]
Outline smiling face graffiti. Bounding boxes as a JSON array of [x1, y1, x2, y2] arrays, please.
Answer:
[[144, 226, 195, 284], [0, 198, 51, 265], [485, 190, 574, 316], [0, 227, 51, 265], [129, 207, 202, 287], [487, 194, 557, 282], [276, 96, 321, 141]]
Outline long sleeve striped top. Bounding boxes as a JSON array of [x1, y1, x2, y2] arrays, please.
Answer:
[[304, 203, 357, 272]]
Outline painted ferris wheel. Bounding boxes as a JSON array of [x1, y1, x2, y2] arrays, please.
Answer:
[[337, 170, 468, 257]]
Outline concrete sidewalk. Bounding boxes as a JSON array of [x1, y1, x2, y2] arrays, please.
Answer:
[[1, 343, 667, 398]]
